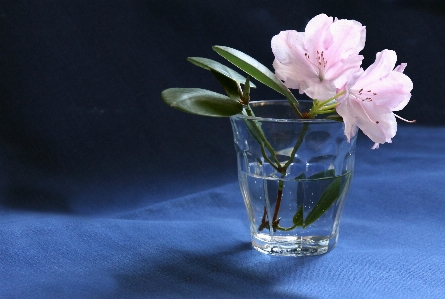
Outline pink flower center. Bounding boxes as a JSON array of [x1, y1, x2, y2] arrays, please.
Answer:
[[354, 88, 377, 102], [350, 88, 380, 124], [305, 50, 327, 81]]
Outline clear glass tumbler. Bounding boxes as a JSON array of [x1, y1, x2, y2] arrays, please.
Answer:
[[230, 100, 357, 256]]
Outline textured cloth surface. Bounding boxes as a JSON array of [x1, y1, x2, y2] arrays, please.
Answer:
[[1, 2, 445, 297], [1, 126, 444, 299]]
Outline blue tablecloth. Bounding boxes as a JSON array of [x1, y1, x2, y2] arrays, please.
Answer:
[[1, 1, 444, 297], [1, 125, 444, 299]]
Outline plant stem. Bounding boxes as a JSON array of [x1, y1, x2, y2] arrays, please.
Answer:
[[308, 91, 345, 118], [248, 121, 309, 232], [283, 123, 309, 170], [276, 223, 299, 231], [258, 206, 270, 231], [243, 102, 312, 233], [244, 106, 282, 168], [260, 143, 281, 172], [270, 123, 309, 232], [271, 173, 286, 232], [290, 102, 304, 119]]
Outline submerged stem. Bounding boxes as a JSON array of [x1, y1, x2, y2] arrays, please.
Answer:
[[276, 223, 299, 231], [271, 123, 309, 231], [271, 173, 286, 232], [255, 122, 310, 232]]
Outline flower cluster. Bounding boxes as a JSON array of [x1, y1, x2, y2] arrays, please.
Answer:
[[272, 14, 413, 148]]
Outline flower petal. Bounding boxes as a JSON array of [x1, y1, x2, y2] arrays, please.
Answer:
[[272, 59, 306, 92], [348, 98, 397, 146], [394, 63, 407, 73], [271, 14, 366, 100], [336, 68, 364, 103], [328, 54, 364, 88], [271, 30, 305, 65], [353, 50, 413, 111], [355, 50, 397, 87], [337, 87, 398, 148], [304, 79, 337, 100], [304, 14, 334, 53], [328, 19, 366, 60], [336, 100, 358, 142], [387, 69, 413, 111], [271, 31, 320, 91]]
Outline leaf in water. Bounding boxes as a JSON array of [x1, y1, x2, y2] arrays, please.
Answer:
[[294, 173, 306, 180], [161, 88, 243, 117], [303, 175, 346, 227], [292, 205, 304, 226], [212, 46, 299, 106], [187, 57, 256, 88], [307, 169, 336, 180]]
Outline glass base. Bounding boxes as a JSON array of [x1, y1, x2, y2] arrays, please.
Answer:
[[251, 233, 338, 257]]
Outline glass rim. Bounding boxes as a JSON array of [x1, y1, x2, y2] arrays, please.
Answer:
[[230, 99, 341, 123]]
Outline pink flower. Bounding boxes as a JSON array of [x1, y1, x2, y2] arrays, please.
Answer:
[[271, 14, 366, 100], [336, 49, 414, 149]]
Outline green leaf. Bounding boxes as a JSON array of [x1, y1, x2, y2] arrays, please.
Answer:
[[243, 118, 264, 145], [292, 205, 304, 226], [303, 175, 344, 227], [241, 105, 281, 167], [212, 46, 299, 106], [307, 169, 336, 180], [210, 69, 242, 101], [161, 88, 243, 117], [241, 76, 251, 104], [294, 173, 306, 180], [187, 57, 256, 88]]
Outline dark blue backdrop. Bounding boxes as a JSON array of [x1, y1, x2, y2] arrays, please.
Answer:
[[0, 1, 444, 298]]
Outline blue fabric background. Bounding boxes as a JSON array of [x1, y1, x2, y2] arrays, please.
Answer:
[[1, 1, 445, 298], [1, 126, 445, 298]]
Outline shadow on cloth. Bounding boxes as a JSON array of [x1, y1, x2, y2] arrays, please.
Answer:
[[112, 243, 319, 298]]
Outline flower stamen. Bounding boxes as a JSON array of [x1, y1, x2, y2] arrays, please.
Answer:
[[305, 53, 320, 75], [394, 113, 416, 123], [354, 88, 376, 102], [305, 50, 327, 81], [353, 94, 379, 124]]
